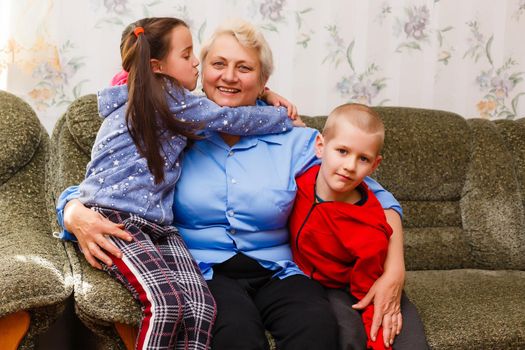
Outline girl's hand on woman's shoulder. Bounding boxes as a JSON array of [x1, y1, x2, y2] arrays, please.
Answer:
[[292, 116, 306, 127], [64, 199, 132, 269], [261, 88, 299, 120]]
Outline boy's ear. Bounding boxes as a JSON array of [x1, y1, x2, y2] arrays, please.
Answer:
[[150, 59, 162, 73], [314, 134, 325, 159], [370, 155, 383, 174]]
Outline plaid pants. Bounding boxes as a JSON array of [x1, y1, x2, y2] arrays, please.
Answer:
[[93, 207, 216, 350]]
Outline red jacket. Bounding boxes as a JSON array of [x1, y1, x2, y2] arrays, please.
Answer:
[[289, 165, 393, 299]]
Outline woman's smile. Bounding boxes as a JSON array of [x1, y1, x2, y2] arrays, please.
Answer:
[[201, 34, 264, 107], [217, 86, 241, 94]]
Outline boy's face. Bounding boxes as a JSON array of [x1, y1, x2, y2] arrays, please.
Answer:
[[315, 120, 382, 201]]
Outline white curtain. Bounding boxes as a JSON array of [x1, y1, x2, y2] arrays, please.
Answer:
[[1, 0, 525, 132]]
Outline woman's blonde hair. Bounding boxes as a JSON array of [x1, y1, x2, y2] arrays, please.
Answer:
[[200, 18, 274, 84]]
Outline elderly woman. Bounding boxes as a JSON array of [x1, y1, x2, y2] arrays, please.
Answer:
[[60, 19, 427, 350]]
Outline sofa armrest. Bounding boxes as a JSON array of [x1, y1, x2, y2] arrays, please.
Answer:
[[0, 133, 73, 318], [461, 119, 525, 269], [494, 119, 525, 211]]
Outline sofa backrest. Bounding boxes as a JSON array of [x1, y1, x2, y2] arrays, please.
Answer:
[[375, 108, 474, 270], [305, 108, 525, 271], [0, 91, 45, 186], [0, 91, 73, 317], [0, 91, 50, 234], [47, 94, 101, 232], [494, 118, 525, 212], [51, 96, 525, 271]]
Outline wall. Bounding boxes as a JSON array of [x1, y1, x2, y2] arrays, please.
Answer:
[[1, 0, 524, 132]]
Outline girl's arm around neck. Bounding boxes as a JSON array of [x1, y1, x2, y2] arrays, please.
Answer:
[[166, 88, 294, 136]]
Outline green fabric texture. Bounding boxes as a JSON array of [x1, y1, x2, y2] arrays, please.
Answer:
[[377, 108, 473, 270], [0, 91, 42, 185], [0, 90, 72, 347], [494, 118, 525, 211], [372, 107, 471, 202], [73, 253, 141, 326], [461, 119, 525, 270], [65, 93, 102, 155], [400, 200, 462, 228], [46, 95, 100, 233], [405, 269, 525, 349], [47, 96, 525, 349], [47, 94, 141, 344], [403, 227, 469, 270]]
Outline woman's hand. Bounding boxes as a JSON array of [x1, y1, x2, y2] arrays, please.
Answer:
[[63, 199, 132, 269], [352, 271, 404, 347], [261, 88, 299, 120], [352, 208, 405, 347]]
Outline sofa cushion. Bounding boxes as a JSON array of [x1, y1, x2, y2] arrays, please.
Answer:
[[0, 134, 72, 316], [462, 119, 525, 269], [494, 118, 525, 210], [0, 93, 73, 347], [74, 252, 141, 326], [373, 107, 471, 202], [48, 96, 139, 345], [405, 269, 525, 349], [304, 109, 474, 270], [65, 94, 101, 156], [306, 108, 471, 227], [46, 95, 103, 235], [404, 227, 469, 270], [0, 90, 43, 186]]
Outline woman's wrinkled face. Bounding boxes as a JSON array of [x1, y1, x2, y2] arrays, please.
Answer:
[[201, 34, 265, 107]]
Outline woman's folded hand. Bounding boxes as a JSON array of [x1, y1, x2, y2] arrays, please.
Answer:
[[64, 199, 132, 269]]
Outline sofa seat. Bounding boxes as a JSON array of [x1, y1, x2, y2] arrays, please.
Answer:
[[72, 252, 141, 338], [405, 269, 525, 349], [47, 94, 142, 348]]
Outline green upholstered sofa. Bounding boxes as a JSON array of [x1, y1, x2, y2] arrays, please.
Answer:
[[0, 91, 73, 349], [47, 93, 525, 349], [46, 95, 141, 350]]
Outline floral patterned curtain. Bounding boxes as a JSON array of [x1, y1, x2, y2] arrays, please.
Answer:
[[1, 0, 525, 132]]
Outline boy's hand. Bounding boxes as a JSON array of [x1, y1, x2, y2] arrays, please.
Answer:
[[261, 88, 299, 120]]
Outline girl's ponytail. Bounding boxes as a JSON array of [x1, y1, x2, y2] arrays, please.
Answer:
[[120, 18, 200, 184]]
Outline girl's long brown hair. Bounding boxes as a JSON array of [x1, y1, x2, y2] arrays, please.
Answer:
[[120, 17, 200, 184]]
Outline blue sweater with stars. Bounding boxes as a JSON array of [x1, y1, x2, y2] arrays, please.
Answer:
[[77, 83, 292, 225]]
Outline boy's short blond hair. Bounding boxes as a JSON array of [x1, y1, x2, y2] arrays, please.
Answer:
[[323, 103, 385, 152]]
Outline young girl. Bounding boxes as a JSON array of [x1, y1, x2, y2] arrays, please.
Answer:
[[63, 17, 297, 350]]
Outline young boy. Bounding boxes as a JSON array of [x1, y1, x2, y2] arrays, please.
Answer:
[[289, 103, 393, 350]]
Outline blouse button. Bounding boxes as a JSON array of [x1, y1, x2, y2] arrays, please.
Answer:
[[228, 151, 234, 157], [229, 229, 236, 235], [227, 210, 235, 217]]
